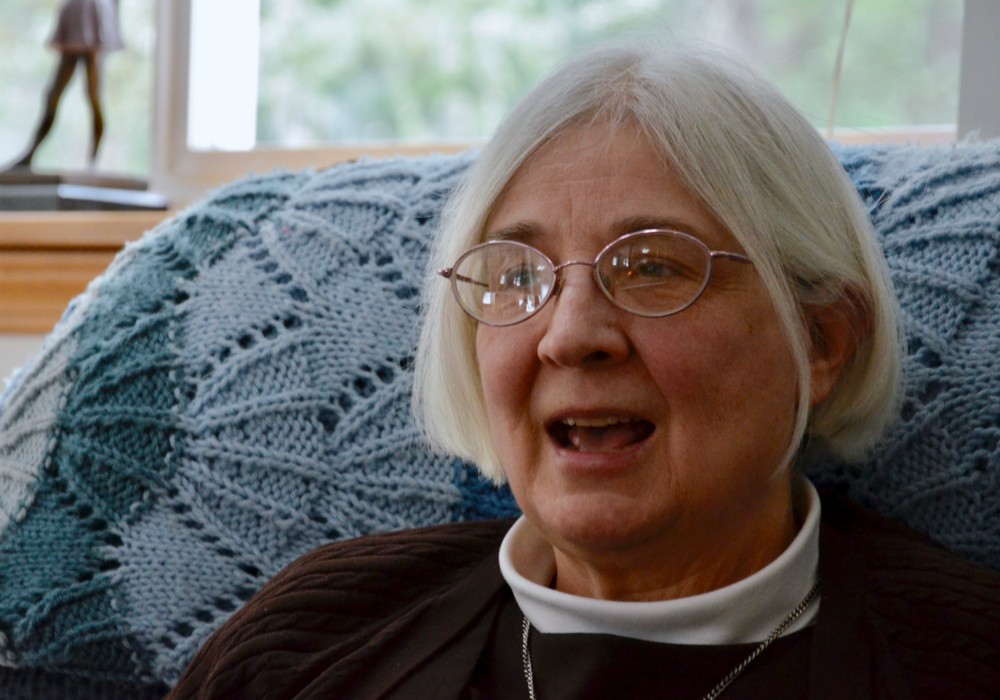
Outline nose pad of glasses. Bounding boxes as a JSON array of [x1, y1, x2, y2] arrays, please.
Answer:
[[547, 266, 595, 306], [550, 276, 565, 299], [545, 263, 618, 316]]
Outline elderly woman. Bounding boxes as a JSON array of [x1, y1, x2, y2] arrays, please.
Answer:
[[170, 44, 1000, 699]]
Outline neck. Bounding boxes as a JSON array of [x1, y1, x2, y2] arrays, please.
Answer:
[[549, 487, 799, 601], [500, 478, 822, 644]]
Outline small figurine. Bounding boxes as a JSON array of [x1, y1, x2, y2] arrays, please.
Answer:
[[8, 0, 124, 170]]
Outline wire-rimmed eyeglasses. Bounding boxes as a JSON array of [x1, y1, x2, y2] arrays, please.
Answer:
[[438, 228, 753, 327]]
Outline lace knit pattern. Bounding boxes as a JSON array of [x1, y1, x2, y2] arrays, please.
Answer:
[[817, 142, 1000, 561], [0, 143, 997, 692]]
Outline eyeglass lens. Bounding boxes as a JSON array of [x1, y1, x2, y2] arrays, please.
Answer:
[[450, 231, 712, 325], [599, 233, 710, 315], [451, 243, 555, 325]]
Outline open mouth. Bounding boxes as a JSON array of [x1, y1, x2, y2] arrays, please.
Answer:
[[548, 416, 655, 453]]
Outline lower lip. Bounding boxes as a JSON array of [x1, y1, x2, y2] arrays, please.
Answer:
[[548, 432, 653, 474]]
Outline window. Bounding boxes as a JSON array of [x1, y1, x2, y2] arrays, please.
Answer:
[[152, 0, 994, 204]]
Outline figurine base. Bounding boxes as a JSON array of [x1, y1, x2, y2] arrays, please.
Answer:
[[0, 169, 168, 211]]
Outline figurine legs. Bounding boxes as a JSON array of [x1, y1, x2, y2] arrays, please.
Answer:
[[10, 50, 106, 170], [82, 53, 105, 166]]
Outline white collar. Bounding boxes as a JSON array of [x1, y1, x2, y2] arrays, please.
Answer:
[[499, 477, 821, 644]]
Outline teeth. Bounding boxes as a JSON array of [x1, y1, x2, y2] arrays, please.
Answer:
[[563, 416, 634, 428]]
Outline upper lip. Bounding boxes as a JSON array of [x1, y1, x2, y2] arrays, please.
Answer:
[[560, 415, 638, 427]]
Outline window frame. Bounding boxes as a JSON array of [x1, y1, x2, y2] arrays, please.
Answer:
[[150, 0, 999, 205], [150, 0, 470, 204]]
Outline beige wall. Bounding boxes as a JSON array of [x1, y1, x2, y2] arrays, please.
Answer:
[[0, 334, 45, 388]]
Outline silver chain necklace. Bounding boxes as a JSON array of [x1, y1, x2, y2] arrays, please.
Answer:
[[520, 578, 820, 700]]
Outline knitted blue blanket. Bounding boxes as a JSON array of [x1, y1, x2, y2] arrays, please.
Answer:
[[0, 143, 998, 694]]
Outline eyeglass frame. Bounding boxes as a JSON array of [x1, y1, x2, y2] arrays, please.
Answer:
[[438, 228, 754, 327]]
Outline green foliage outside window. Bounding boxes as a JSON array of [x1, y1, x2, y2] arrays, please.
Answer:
[[0, 0, 962, 177], [255, 0, 962, 146]]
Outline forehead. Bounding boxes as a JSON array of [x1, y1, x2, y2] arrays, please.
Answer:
[[485, 121, 731, 251]]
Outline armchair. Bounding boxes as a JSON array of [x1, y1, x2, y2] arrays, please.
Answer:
[[1, 141, 998, 697]]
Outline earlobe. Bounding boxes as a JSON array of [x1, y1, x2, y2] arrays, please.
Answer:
[[807, 294, 870, 407]]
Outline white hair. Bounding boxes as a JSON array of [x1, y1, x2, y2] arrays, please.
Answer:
[[414, 42, 903, 482]]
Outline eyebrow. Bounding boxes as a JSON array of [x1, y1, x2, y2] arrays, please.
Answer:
[[612, 216, 708, 238], [484, 216, 711, 244], [486, 222, 541, 243]]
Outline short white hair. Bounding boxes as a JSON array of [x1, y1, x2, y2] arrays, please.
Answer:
[[414, 42, 903, 482]]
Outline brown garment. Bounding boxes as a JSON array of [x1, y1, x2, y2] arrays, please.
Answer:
[[169, 495, 1000, 699], [466, 587, 813, 699]]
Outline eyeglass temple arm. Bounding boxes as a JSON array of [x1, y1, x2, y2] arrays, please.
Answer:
[[438, 268, 489, 287]]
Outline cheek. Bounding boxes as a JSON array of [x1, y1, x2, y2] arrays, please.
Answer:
[[640, 311, 798, 432], [476, 327, 538, 439], [476, 328, 510, 407], [476, 327, 549, 494]]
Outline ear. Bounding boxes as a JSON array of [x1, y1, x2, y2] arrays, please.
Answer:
[[806, 293, 870, 407]]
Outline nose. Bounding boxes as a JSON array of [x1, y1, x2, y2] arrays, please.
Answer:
[[536, 264, 631, 368]]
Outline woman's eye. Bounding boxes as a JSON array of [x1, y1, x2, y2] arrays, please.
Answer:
[[631, 257, 679, 279], [496, 264, 538, 289]]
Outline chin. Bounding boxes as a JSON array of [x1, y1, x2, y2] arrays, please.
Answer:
[[533, 491, 671, 553]]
